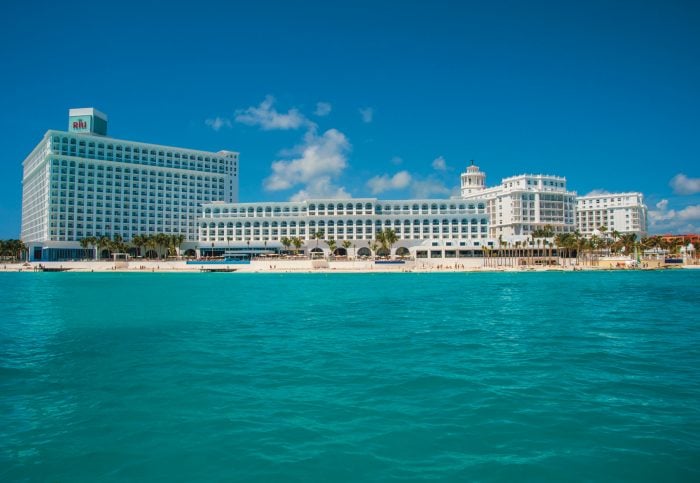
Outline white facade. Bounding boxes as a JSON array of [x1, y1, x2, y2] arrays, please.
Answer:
[[576, 192, 648, 238], [21, 109, 238, 260], [198, 198, 492, 256], [460, 163, 577, 240]]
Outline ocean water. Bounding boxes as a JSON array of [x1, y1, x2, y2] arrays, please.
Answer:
[[1, 271, 699, 482]]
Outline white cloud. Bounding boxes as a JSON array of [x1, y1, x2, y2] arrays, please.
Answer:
[[585, 189, 611, 196], [314, 102, 332, 117], [410, 178, 452, 199], [431, 156, 447, 171], [359, 107, 374, 123], [263, 128, 351, 200], [235, 95, 308, 130], [205, 117, 232, 131], [677, 205, 700, 221], [367, 171, 412, 195], [670, 173, 700, 195], [290, 179, 351, 201], [648, 201, 700, 233]]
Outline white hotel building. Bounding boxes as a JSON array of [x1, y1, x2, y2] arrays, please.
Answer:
[[21, 108, 238, 261], [576, 192, 648, 238], [198, 198, 492, 258], [459, 162, 577, 240]]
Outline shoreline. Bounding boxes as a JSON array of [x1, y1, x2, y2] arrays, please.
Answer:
[[1, 259, 695, 274]]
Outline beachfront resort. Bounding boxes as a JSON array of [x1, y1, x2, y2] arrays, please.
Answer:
[[12, 107, 696, 270]]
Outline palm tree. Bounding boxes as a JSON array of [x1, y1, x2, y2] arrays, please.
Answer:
[[280, 236, 291, 254], [312, 230, 325, 249], [342, 239, 352, 257], [327, 237, 337, 258], [173, 234, 185, 257], [131, 235, 146, 258], [291, 236, 303, 255], [17, 240, 27, 262], [97, 235, 111, 260], [155, 233, 170, 259], [541, 225, 555, 264], [145, 235, 158, 259], [370, 240, 380, 259], [111, 234, 127, 255], [79, 237, 91, 260], [376, 228, 398, 258]]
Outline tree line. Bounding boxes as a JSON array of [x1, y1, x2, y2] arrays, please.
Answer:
[[277, 228, 400, 257], [79, 233, 187, 260], [0, 239, 28, 261]]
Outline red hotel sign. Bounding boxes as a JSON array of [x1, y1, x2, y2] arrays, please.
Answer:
[[72, 120, 87, 129]]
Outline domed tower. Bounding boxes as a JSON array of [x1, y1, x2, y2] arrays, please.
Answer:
[[460, 160, 486, 198]]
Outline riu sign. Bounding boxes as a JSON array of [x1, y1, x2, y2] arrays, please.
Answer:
[[73, 120, 88, 129]]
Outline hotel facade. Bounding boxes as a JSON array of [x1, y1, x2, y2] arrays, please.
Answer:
[[459, 163, 577, 240], [197, 198, 491, 258], [458, 163, 648, 241], [576, 192, 648, 238], [21, 108, 238, 261]]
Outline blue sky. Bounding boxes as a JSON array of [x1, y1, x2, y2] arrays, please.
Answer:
[[1, 0, 699, 237]]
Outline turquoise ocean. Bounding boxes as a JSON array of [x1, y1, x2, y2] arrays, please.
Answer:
[[1, 271, 699, 481]]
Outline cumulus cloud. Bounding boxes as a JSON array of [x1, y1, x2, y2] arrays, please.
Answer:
[[263, 128, 351, 200], [367, 171, 412, 195], [205, 117, 232, 131], [290, 179, 351, 202], [670, 173, 700, 195], [585, 189, 611, 196], [410, 178, 452, 199], [359, 107, 374, 123], [431, 156, 447, 171], [235, 95, 308, 130], [648, 200, 700, 233], [314, 102, 332, 117]]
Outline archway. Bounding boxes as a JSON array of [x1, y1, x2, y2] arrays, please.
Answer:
[[310, 247, 324, 259], [376, 247, 390, 257], [184, 249, 196, 258], [333, 247, 347, 257], [357, 247, 371, 258], [396, 247, 410, 258]]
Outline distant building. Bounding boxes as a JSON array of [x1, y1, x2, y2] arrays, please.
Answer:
[[459, 162, 577, 240], [575, 193, 647, 238], [659, 234, 700, 245], [21, 108, 239, 261]]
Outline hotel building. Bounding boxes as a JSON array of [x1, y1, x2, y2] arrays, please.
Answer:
[[459, 163, 577, 240], [21, 108, 238, 261], [198, 198, 491, 258], [575, 192, 648, 238]]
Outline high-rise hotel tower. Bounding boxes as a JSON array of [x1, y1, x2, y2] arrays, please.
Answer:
[[21, 108, 238, 261]]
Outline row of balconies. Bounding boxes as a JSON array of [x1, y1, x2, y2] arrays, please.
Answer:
[[201, 226, 486, 237], [205, 208, 487, 218], [56, 149, 229, 174]]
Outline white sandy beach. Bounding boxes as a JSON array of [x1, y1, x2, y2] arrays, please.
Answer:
[[1, 257, 687, 274]]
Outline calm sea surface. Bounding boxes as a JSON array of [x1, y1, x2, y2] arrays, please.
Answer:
[[1, 271, 699, 482]]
